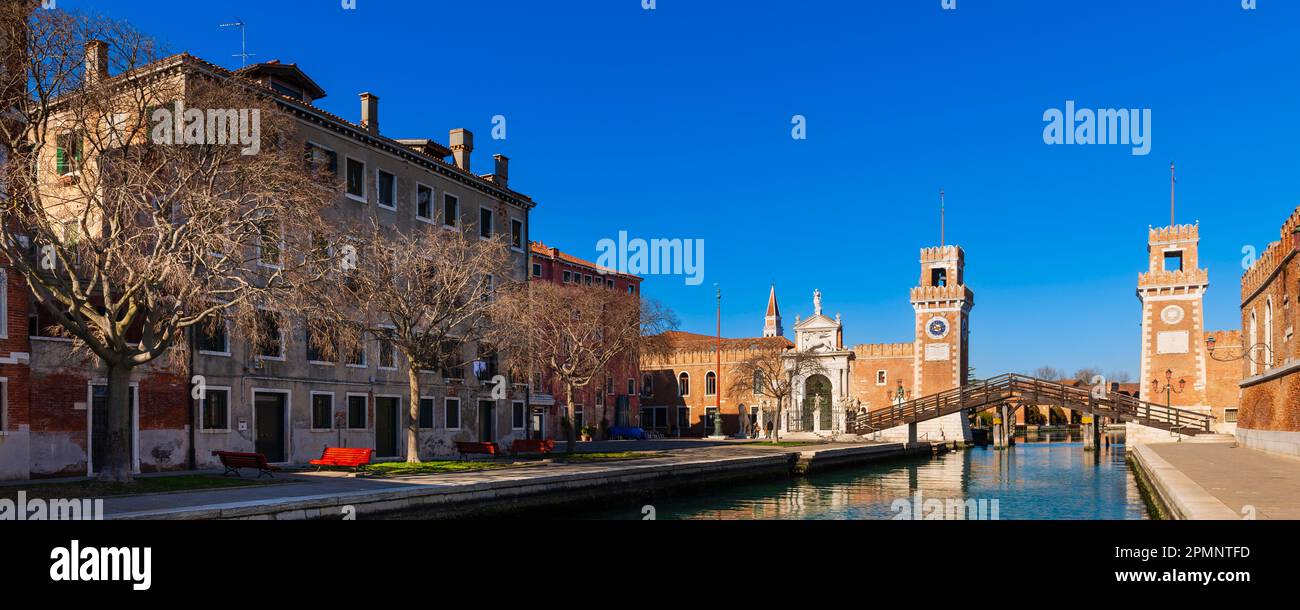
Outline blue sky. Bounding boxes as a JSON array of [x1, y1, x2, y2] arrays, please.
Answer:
[[69, 0, 1300, 379]]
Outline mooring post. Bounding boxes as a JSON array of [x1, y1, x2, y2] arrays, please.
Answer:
[[993, 406, 1006, 450], [908, 422, 917, 446]]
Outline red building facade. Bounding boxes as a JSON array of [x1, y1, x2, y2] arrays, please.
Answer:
[[528, 242, 643, 438]]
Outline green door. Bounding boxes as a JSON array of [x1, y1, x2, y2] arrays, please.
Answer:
[[478, 401, 495, 442]]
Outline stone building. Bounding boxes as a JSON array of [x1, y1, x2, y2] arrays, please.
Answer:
[[527, 241, 642, 438], [1134, 223, 1240, 436], [2, 45, 536, 479], [641, 245, 975, 442], [1236, 207, 1300, 456]]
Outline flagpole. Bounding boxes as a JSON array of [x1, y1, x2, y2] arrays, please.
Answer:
[[1170, 162, 1176, 227], [940, 189, 946, 247], [715, 284, 722, 436]]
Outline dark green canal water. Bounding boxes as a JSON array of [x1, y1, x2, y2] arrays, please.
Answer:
[[568, 431, 1149, 520]]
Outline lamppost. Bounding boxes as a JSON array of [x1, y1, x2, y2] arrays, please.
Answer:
[[1152, 369, 1186, 410]]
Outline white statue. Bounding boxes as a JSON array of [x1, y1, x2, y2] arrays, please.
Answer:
[[813, 289, 823, 316]]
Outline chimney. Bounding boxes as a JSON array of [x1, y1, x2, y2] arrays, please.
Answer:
[[85, 40, 109, 85], [449, 128, 473, 171], [359, 92, 379, 134], [493, 154, 509, 188]]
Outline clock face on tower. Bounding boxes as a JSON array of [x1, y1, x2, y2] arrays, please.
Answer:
[[926, 317, 950, 340]]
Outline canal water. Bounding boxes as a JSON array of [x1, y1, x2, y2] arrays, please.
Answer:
[[568, 430, 1149, 520]]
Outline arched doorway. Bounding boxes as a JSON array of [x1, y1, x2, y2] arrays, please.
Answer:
[[804, 375, 832, 431]]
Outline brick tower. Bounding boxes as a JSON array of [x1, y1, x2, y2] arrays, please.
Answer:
[[1137, 224, 1210, 411], [910, 245, 974, 442]]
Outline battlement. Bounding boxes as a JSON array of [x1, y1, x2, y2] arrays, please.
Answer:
[[852, 343, 914, 358], [1138, 267, 1209, 289], [920, 245, 964, 264], [1240, 206, 1300, 302], [910, 284, 974, 304], [1149, 223, 1199, 245]]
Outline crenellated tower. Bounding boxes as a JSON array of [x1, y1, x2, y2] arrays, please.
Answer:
[[1137, 223, 1210, 410], [910, 245, 974, 442]]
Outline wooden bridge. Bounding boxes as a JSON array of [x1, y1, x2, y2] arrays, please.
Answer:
[[847, 373, 1215, 437]]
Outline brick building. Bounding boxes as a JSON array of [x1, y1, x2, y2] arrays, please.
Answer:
[[527, 242, 642, 438], [1, 43, 536, 479], [1236, 207, 1300, 456], [642, 245, 975, 442]]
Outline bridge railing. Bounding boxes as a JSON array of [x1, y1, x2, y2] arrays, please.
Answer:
[[846, 373, 1213, 435]]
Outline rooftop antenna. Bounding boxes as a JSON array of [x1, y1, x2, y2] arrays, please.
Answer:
[[219, 18, 255, 68]]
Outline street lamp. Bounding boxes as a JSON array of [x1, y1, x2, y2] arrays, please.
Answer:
[[1152, 369, 1186, 410], [1206, 335, 1274, 366]]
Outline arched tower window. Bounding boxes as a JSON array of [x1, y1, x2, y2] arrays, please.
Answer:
[[705, 371, 717, 396], [1249, 310, 1259, 377], [1264, 298, 1274, 369]]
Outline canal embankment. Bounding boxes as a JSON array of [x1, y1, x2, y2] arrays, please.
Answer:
[[105, 441, 941, 520], [1128, 442, 1241, 520]]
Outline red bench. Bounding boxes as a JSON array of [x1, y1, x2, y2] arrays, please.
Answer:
[[456, 441, 500, 460], [309, 447, 374, 471], [213, 451, 279, 478], [510, 439, 555, 454]]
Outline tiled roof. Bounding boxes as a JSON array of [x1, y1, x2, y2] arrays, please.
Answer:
[[87, 52, 533, 208], [530, 241, 641, 281], [661, 331, 793, 350]]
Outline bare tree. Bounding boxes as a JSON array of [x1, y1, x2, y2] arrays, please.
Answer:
[[1031, 366, 1065, 381], [1107, 370, 1132, 384], [727, 345, 825, 443], [0, 7, 333, 481], [493, 281, 676, 453], [304, 221, 513, 462]]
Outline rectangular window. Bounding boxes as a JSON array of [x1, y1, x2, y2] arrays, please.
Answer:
[[677, 407, 690, 430], [443, 193, 459, 227], [606, 279, 615, 290], [627, 378, 636, 395], [200, 388, 230, 431], [56, 132, 83, 176], [306, 143, 338, 176], [255, 312, 284, 359], [627, 285, 636, 295], [197, 316, 228, 354], [479, 207, 493, 239], [306, 324, 333, 363], [416, 184, 433, 221], [347, 395, 368, 429], [876, 370, 887, 386], [573, 405, 584, 431], [377, 169, 396, 210], [345, 329, 367, 367], [257, 219, 282, 268], [563, 270, 571, 283], [419, 398, 435, 429], [311, 393, 334, 430], [511, 219, 523, 249], [346, 158, 366, 200], [532, 263, 542, 278], [378, 333, 396, 369], [584, 275, 592, 286], [445, 397, 461, 429], [1224, 408, 1239, 423], [606, 376, 614, 395], [1164, 250, 1184, 272], [512, 401, 526, 430]]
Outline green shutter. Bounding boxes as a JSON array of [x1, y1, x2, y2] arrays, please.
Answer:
[[56, 145, 67, 175]]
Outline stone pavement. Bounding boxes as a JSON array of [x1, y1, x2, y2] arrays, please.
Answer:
[[1144, 442, 1300, 520], [97, 440, 881, 518]]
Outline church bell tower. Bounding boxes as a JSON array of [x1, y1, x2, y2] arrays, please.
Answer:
[[763, 284, 783, 338]]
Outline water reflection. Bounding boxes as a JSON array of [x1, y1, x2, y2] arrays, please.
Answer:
[[572, 430, 1147, 520]]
